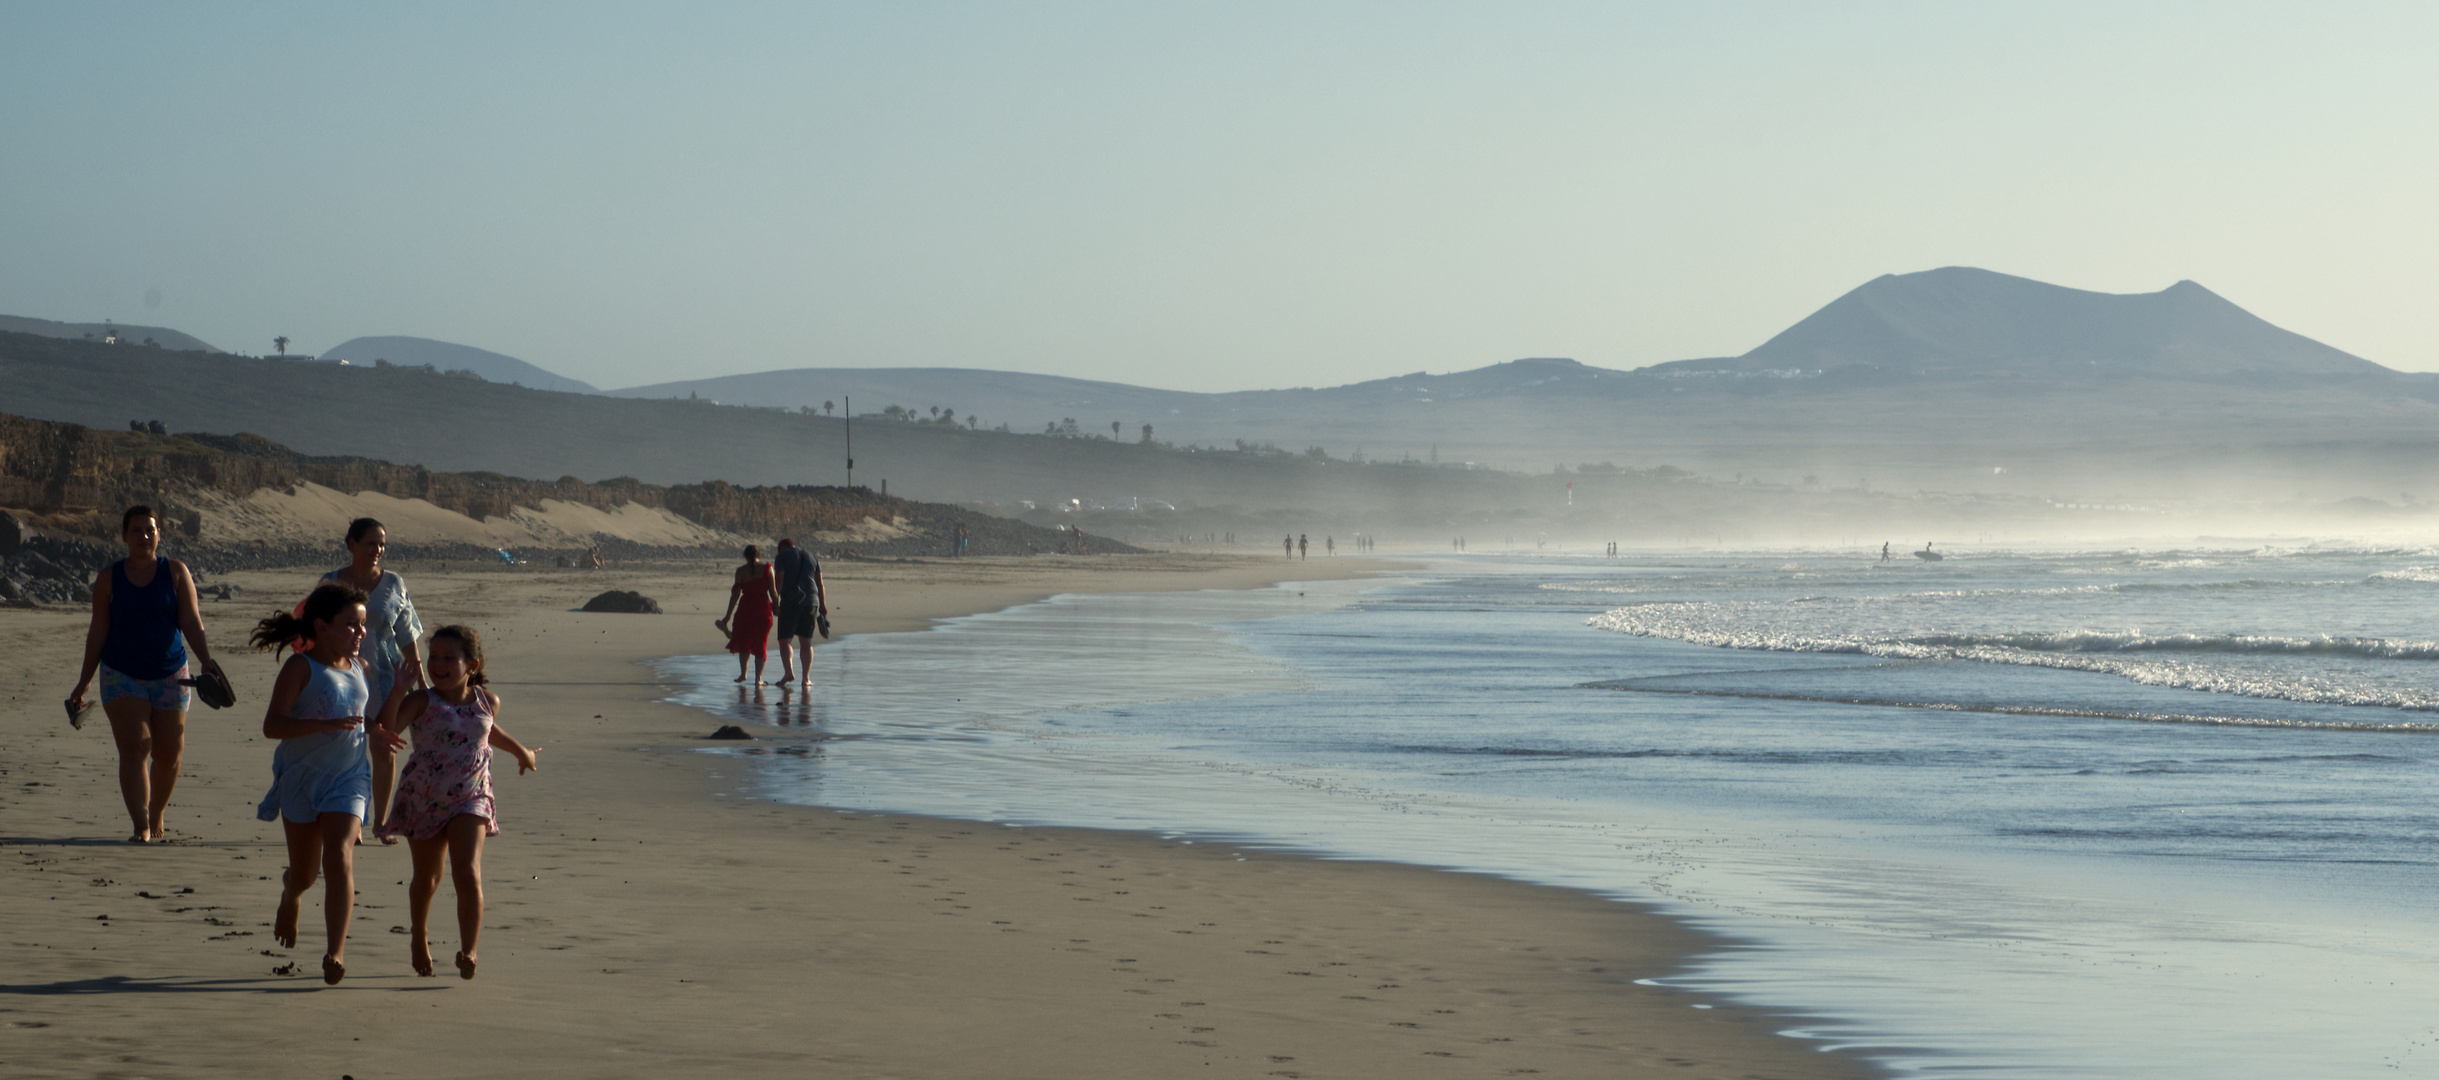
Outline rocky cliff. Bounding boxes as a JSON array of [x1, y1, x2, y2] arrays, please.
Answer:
[[0, 412, 1130, 600]]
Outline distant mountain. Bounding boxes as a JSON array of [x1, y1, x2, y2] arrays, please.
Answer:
[[0, 314, 220, 353], [9, 267, 2432, 510], [1645, 267, 2387, 381], [319, 336, 597, 394]]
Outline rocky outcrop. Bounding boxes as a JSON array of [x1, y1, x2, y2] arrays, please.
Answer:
[[0, 411, 1135, 584], [581, 590, 662, 614]]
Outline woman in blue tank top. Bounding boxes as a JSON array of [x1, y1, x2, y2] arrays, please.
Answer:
[[69, 505, 221, 843]]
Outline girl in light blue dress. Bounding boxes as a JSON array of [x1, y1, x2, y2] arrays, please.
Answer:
[[252, 582, 410, 985]]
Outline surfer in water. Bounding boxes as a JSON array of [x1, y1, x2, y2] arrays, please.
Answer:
[[1881, 542, 1890, 563]]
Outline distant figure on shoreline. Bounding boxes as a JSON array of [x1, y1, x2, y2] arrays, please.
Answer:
[[717, 545, 778, 684], [314, 517, 424, 844], [771, 538, 827, 691], [951, 522, 968, 558], [67, 505, 222, 842], [1882, 542, 1891, 563], [1298, 534, 1308, 560], [1325, 535, 1334, 556], [1283, 535, 1293, 559]]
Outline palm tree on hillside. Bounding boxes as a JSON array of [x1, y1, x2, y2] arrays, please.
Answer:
[[823, 400, 835, 416], [273, 336, 289, 356]]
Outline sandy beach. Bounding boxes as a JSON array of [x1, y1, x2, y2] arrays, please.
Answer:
[[0, 552, 1869, 1079]]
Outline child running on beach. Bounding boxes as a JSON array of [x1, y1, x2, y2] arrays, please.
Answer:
[[252, 582, 408, 985], [376, 625, 538, 979]]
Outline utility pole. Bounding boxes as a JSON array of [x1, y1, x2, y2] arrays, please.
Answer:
[[844, 395, 855, 489]]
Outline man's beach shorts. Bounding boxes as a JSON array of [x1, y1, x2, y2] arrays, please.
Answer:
[[776, 602, 818, 639]]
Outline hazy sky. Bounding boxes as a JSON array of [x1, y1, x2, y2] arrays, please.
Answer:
[[4, 3, 2432, 392]]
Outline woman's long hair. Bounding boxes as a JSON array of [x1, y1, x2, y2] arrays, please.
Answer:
[[251, 582, 367, 657]]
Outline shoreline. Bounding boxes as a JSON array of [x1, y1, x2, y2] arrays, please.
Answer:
[[0, 552, 1874, 1078]]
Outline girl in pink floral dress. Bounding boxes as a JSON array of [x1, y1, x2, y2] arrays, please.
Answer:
[[375, 624, 538, 979]]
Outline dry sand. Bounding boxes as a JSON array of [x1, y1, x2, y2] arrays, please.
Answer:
[[0, 553, 1871, 1079]]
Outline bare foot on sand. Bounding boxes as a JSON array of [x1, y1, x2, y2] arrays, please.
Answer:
[[322, 955, 345, 985], [455, 950, 477, 980], [411, 935, 434, 977], [732, 674, 746, 683], [273, 876, 301, 948]]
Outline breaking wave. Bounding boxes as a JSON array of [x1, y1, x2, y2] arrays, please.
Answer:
[[1587, 600, 2439, 713]]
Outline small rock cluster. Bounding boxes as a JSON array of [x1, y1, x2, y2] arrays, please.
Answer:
[[0, 514, 99, 605], [582, 589, 662, 614]]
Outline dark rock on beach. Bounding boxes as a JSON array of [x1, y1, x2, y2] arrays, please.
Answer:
[[708, 725, 753, 740], [582, 590, 662, 614]]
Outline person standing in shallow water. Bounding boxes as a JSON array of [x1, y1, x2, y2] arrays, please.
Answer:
[[718, 545, 779, 684], [316, 518, 423, 844], [770, 538, 827, 690], [69, 505, 223, 842]]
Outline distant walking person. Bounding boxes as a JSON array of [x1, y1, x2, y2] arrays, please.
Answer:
[[68, 505, 224, 842], [1881, 542, 1891, 563], [718, 546, 779, 685], [1284, 535, 1293, 559], [771, 538, 828, 691], [314, 517, 423, 843], [1298, 534, 1308, 560], [1325, 536, 1334, 556]]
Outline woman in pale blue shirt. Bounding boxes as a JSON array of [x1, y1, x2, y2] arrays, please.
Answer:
[[317, 517, 423, 842]]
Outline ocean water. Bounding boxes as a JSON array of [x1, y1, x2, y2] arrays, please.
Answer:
[[664, 547, 2439, 1078]]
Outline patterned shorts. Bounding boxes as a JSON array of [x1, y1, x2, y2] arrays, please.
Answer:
[[100, 663, 191, 712]]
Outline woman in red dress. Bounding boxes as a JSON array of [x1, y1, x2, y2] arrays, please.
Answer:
[[716, 546, 779, 684]]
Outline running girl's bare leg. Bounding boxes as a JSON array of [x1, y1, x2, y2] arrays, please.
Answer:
[[317, 811, 359, 980], [447, 814, 489, 977], [275, 816, 324, 948], [406, 833, 447, 975]]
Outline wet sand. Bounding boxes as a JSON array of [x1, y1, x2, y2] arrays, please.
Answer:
[[0, 553, 1870, 1078]]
